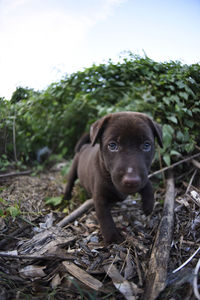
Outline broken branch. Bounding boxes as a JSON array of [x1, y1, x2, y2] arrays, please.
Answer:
[[0, 252, 75, 261], [149, 152, 200, 178], [57, 199, 94, 227], [0, 170, 31, 178], [143, 171, 175, 300], [62, 261, 103, 291]]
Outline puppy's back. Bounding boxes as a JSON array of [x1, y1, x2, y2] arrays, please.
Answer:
[[75, 133, 90, 153]]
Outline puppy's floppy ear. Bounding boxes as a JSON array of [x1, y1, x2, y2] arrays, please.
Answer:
[[147, 118, 163, 148], [90, 115, 111, 146]]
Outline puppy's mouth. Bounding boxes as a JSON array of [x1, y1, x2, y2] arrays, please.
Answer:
[[118, 185, 141, 196]]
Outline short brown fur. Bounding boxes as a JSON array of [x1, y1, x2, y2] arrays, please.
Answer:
[[63, 111, 162, 244]]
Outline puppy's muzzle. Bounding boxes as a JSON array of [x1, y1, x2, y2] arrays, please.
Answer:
[[122, 174, 141, 189]]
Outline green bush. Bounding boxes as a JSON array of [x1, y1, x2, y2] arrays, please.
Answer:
[[0, 54, 199, 167]]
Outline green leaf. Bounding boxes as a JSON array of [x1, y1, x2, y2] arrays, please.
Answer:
[[163, 124, 174, 135], [186, 109, 193, 117], [185, 142, 195, 153], [7, 206, 21, 218], [167, 116, 178, 124], [115, 81, 125, 86], [163, 97, 170, 105], [45, 197, 63, 206], [176, 81, 185, 89], [163, 154, 171, 166], [170, 150, 181, 157], [162, 124, 174, 149], [0, 197, 6, 204], [0, 209, 5, 216], [184, 119, 194, 128], [176, 131, 184, 142], [179, 92, 188, 100]]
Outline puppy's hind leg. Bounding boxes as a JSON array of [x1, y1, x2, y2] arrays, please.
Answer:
[[63, 155, 79, 200]]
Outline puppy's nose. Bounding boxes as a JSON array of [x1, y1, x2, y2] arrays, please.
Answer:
[[122, 175, 141, 187]]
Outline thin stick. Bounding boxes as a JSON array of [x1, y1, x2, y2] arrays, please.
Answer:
[[172, 246, 200, 274], [149, 152, 200, 178], [0, 170, 31, 178], [0, 252, 75, 261], [192, 159, 200, 169], [186, 169, 197, 194], [57, 199, 94, 227], [13, 115, 17, 162]]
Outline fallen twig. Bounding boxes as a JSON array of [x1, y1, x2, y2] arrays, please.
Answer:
[[172, 246, 200, 274], [186, 169, 197, 194], [57, 199, 94, 227], [193, 258, 200, 300], [0, 252, 75, 261], [0, 170, 31, 178], [143, 171, 175, 300], [192, 159, 200, 169], [149, 152, 200, 178], [104, 263, 142, 300], [13, 115, 17, 162], [62, 261, 103, 291]]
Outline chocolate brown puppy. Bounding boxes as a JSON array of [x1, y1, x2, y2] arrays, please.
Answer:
[[63, 112, 163, 244]]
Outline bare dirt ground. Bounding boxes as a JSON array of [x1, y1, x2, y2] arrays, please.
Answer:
[[0, 164, 199, 300]]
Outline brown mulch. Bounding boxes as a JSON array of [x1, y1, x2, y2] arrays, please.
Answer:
[[0, 165, 200, 299]]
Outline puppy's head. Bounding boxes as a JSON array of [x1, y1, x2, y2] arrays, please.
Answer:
[[90, 112, 162, 196]]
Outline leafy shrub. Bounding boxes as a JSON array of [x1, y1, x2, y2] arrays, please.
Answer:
[[0, 54, 199, 167]]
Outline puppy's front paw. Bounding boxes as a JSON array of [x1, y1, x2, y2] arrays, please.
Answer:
[[63, 189, 72, 201], [104, 229, 124, 245], [142, 201, 154, 216]]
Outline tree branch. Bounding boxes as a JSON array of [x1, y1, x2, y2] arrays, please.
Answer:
[[143, 171, 175, 300], [57, 199, 94, 227]]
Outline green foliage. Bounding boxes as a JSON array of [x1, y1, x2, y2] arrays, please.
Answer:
[[10, 86, 39, 104], [0, 197, 21, 218], [6, 204, 21, 218], [0, 54, 199, 167], [45, 196, 63, 207]]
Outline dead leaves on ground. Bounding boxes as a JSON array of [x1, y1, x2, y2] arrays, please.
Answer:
[[0, 171, 200, 299]]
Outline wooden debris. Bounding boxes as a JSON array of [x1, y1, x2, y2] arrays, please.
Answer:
[[186, 169, 197, 194], [62, 261, 103, 291], [0, 170, 31, 178], [149, 152, 200, 178], [0, 251, 75, 261], [190, 190, 200, 207], [18, 226, 76, 256], [104, 263, 142, 300], [0, 163, 199, 299], [19, 265, 46, 279], [51, 273, 62, 289], [193, 258, 200, 300], [57, 199, 94, 227], [143, 172, 175, 300], [192, 159, 200, 169]]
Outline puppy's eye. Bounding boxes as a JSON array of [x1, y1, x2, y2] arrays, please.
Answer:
[[108, 142, 118, 152], [141, 141, 151, 152]]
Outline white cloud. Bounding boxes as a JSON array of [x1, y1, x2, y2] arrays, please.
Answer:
[[2, 0, 199, 99], [94, 0, 127, 21], [1, 0, 125, 98]]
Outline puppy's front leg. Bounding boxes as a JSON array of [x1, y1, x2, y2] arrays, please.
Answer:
[[94, 196, 123, 244], [140, 180, 154, 215]]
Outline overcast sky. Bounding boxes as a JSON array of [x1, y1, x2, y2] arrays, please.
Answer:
[[0, 0, 200, 99]]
